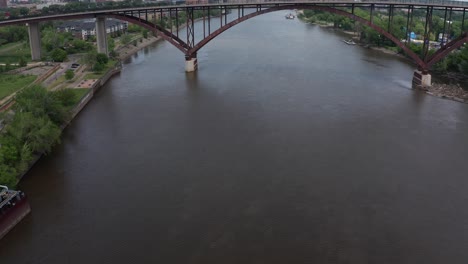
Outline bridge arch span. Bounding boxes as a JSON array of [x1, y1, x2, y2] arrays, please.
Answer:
[[107, 14, 190, 53], [184, 5, 427, 69], [425, 32, 468, 68]]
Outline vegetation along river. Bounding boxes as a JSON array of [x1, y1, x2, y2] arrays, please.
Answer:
[[1, 11, 468, 264]]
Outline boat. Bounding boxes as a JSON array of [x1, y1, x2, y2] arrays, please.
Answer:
[[0, 185, 31, 240], [285, 13, 295, 19], [342, 39, 356, 45]]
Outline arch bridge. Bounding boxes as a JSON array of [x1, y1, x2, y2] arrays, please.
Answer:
[[1, 0, 468, 87]]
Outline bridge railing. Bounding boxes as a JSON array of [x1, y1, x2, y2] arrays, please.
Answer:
[[215, 0, 468, 7], [1, 0, 468, 24], [207, 0, 468, 6]]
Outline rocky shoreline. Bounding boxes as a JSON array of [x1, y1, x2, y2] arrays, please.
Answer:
[[424, 83, 468, 104]]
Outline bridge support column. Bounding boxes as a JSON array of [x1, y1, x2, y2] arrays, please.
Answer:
[[412, 70, 432, 89], [185, 54, 197, 72], [27, 22, 41, 61], [96, 17, 108, 55]]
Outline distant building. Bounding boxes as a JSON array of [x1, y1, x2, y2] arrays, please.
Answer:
[[36, 2, 67, 10], [0, 0, 8, 8], [186, 0, 209, 4], [57, 19, 128, 40]]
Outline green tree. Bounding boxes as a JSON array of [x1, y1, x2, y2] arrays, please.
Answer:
[[42, 27, 67, 52], [0, 163, 17, 188], [65, 69, 74, 80], [120, 33, 131, 46], [52, 88, 77, 107], [84, 49, 98, 66], [93, 62, 105, 72], [51, 48, 67, 62], [18, 57, 27, 67], [14, 85, 68, 125], [5, 112, 61, 154], [108, 37, 115, 52], [96, 53, 109, 65]]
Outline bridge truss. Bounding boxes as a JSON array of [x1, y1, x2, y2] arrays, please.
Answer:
[[1, 1, 468, 71], [104, 2, 468, 71]]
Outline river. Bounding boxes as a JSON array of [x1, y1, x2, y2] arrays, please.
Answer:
[[1, 11, 468, 264]]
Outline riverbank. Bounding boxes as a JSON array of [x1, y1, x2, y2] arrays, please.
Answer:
[[424, 83, 468, 104], [17, 65, 121, 181], [1, 31, 164, 186], [307, 22, 409, 59], [299, 16, 468, 100], [117, 35, 162, 61]]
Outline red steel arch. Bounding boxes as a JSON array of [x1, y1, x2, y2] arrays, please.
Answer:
[[425, 32, 468, 68], [186, 5, 427, 69], [108, 14, 190, 53]]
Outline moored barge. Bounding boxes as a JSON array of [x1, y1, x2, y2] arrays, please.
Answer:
[[0, 185, 31, 240]]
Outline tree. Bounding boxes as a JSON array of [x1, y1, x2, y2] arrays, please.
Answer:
[[52, 89, 77, 107], [65, 69, 74, 80], [93, 62, 105, 72], [96, 53, 109, 65], [120, 33, 131, 46], [68, 39, 93, 54], [18, 57, 27, 67], [5, 112, 61, 154], [42, 27, 67, 52], [19, 7, 29, 16], [51, 48, 67, 62], [108, 37, 115, 52], [0, 83, 84, 187], [84, 49, 98, 66], [0, 163, 17, 188], [14, 85, 68, 125]]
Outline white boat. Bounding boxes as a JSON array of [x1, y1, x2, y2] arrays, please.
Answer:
[[342, 39, 356, 45], [285, 13, 295, 19]]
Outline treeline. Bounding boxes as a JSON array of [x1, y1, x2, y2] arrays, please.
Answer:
[[0, 26, 28, 46], [300, 8, 465, 43], [0, 86, 79, 188], [154, 9, 222, 29], [299, 8, 468, 75], [0, 23, 95, 66]]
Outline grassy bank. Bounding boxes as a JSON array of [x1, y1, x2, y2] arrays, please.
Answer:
[[0, 42, 31, 64], [84, 60, 118, 80], [0, 86, 92, 188], [67, 88, 90, 107], [0, 74, 37, 100]]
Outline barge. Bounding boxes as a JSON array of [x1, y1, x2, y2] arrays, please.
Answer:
[[0, 185, 31, 240]]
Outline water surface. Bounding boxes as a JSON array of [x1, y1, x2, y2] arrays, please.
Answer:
[[1, 12, 468, 264]]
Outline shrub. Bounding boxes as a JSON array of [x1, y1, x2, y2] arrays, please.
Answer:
[[51, 48, 68, 62], [65, 69, 74, 80], [96, 53, 109, 65]]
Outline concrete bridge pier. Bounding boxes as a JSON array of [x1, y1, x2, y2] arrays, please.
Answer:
[[185, 53, 198, 72], [27, 22, 42, 61], [96, 17, 108, 55], [412, 70, 432, 89]]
